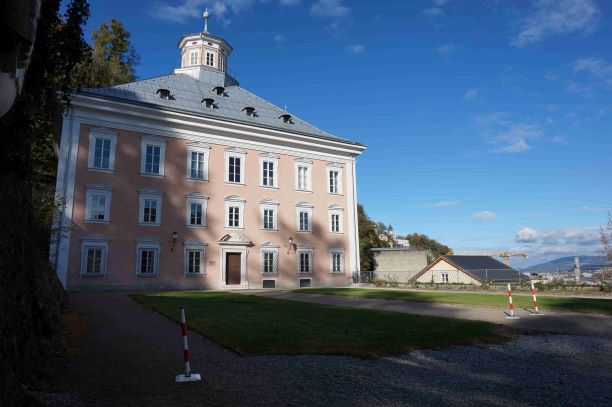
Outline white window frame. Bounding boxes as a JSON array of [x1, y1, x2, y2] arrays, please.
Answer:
[[205, 51, 214, 67], [295, 202, 313, 233], [135, 237, 160, 277], [260, 199, 279, 231], [186, 142, 210, 181], [441, 272, 449, 283], [184, 239, 207, 276], [138, 188, 162, 226], [225, 148, 246, 185], [225, 195, 245, 229], [87, 128, 117, 172], [326, 163, 343, 195], [80, 235, 108, 276], [84, 184, 113, 224], [330, 248, 345, 274], [186, 192, 209, 228], [140, 135, 167, 177], [261, 242, 280, 275], [259, 153, 279, 188], [297, 244, 314, 274], [295, 158, 313, 192], [328, 204, 344, 234], [189, 49, 199, 65]]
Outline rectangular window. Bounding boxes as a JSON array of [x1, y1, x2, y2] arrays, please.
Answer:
[[228, 156, 241, 183], [262, 161, 275, 187], [190, 50, 199, 65], [143, 199, 158, 223], [299, 211, 310, 231], [442, 273, 449, 283], [85, 247, 104, 274], [263, 209, 274, 230], [190, 151, 206, 179], [190, 203, 203, 226], [206, 52, 214, 66], [139, 249, 156, 275], [329, 170, 339, 194], [89, 194, 107, 220], [262, 252, 275, 274], [331, 213, 340, 233], [299, 252, 311, 273], [297, 165, 310, 191], [145, 145, 161, 174], [93, 138, 111, 169], [331, 252, 344, 273], [228, 206, 240, 227], [187, 250, 202, 274]]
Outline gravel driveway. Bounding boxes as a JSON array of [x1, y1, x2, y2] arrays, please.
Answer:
[[43, 292, 612, 407]]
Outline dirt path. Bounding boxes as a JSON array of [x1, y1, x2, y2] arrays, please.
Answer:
[[43, 292, 612, 407], [247, 290, 612, 337]]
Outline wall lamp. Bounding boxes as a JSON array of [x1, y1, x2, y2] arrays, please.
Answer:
[[287, 236, 297, 255], [171, 231, 178, 252]]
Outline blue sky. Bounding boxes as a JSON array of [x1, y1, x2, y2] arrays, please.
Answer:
[[84, 0, 611, 267]]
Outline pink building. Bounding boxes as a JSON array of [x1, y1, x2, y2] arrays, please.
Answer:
[[50, 15, 365, 290]]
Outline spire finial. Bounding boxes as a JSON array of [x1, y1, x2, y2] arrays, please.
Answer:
[[203, 8, 210, 33]]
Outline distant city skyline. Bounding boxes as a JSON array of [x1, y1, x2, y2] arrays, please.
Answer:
[[85, 0, 611, 266]]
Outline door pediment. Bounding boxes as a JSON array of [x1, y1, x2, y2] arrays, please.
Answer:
[[218, 233, 253, 246]]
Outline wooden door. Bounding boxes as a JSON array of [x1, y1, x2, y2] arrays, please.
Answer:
[[226, 253, 241, 285]]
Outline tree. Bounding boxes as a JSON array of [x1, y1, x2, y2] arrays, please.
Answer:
[[358, 204, 389, 271], [0, 1, 90, 404], [78, 18, 139, 88], [402, 233, 452, 260], [600, 211, 612, 284]]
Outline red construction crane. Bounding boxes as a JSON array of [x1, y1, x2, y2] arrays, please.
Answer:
[[488, 252, 528, 266]]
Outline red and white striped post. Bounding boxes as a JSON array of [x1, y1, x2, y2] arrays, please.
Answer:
[[175, 307, 201, 382], [530, 281, 545, 316], [504, 283, 520, 319]]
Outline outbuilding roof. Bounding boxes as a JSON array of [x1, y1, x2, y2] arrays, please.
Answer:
[[413, 255, 525, 283]]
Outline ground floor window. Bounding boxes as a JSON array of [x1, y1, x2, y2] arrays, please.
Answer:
[[184, 243, 206, 275], [441, 273, 449, 283], [297, 249, 313, 274], [262, 250, 278, 274], [330, 250, 344, 274], [136, 238, 160, 276], [80, 237, 108, 276]]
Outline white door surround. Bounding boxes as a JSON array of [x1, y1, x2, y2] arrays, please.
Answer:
[[218, 233, 252, 289]]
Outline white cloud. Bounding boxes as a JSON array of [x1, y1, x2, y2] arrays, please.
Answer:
[[273, 34, 285, 43], [422, 7, 444, 18], [571, 57, 612, 92], [437, 44, 456, 57], [345, 44, 365, 54], [426, 200, 460, 208], [476, 113, 551, 154], [472, 211, 497, 221], [433, 0, 451, 5], [279, 0, 300, 5], [514, 226, 601, 259], [310, 0, 350, 17], [511, 0, 601, 47], [516, 227, 539, 243], [464, 88, 478, 101], [579, 206, 608, 213]]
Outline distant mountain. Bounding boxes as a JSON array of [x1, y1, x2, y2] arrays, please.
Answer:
[[523, 256, 608, 273]]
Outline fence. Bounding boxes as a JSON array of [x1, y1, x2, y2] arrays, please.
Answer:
[[353, 269, 524, 286]]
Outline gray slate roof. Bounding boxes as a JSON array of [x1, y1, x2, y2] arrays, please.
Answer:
[[81, 73, 357, 144], [444, 255, 513, 271], [417, 255, 525, 283]]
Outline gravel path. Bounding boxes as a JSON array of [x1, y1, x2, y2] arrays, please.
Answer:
[[248, 290, 612, 337], [45, 292, 612, 407]]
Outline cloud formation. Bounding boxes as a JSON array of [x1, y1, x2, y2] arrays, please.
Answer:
[[464, 88, 478, 101], [437, 44, 456, 57], [476, 113, 555, 154], [345, 44, 365, 54], [516, 227, 539, 243], [514, 226, 601, 258], [310, 0, 350, 17], [472, 211, 497, 221], [511, 0, 601, 47], [426, 200, 460, 208], [579, 206, 608, 213]]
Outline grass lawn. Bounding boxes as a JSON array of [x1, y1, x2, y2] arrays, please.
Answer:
[[293, 288, 612, 315], [132, 291, 507, 357]]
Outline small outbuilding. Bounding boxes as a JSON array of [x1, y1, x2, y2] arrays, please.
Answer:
[[371, 247, 429, 282], [412, 255, 524, 285]]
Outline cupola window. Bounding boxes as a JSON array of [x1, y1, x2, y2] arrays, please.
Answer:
[[189, 50, 199, 65], [205, 52, 214, 67]]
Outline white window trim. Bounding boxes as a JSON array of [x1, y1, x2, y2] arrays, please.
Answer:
[[84, 183, 113, 224], [135, 237, 160, 277], [186, 142, 210, 182], [330, 247, 345, 274], [297, 244, 314, 275], [259, 153, 279, 189], [261, 242, 280, 276], [138, 188, 163, 226], [80, 235, 108, 276], [294, 158, 313, 192], [225, 148, 246, 185], [189, 49, 200, 66], [260, 198, 279, 231], [328, 204, 344, 234], [205, 51, 215, 67], [326, 163, 343, 195], [87, 128, 117, 172], [225, 195, 246, 229], [442, 272, 449, 283], [140, 135, 167, 177], [295, 202, 313, 233], [186, 192, 209, 228], [184, 239, 207, 276]]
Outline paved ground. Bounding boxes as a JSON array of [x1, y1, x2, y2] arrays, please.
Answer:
[[247, 290, 612, 338], [42, 292, 612, 407]]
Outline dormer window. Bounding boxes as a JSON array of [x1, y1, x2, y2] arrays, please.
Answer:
[[279, 114, 293, 124], [212, 86, 225, 96], [243, 106, 256, 117], [156, 89, 171, 100], [202, 97, 215, 109]]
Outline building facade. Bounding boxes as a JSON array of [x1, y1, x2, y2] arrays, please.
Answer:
[[50, 18, 365, 290]]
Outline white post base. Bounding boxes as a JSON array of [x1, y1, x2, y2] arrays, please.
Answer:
[[529, 312, 545, 316], [176, 373, 201, 382], [504, 316, 520, 319]]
